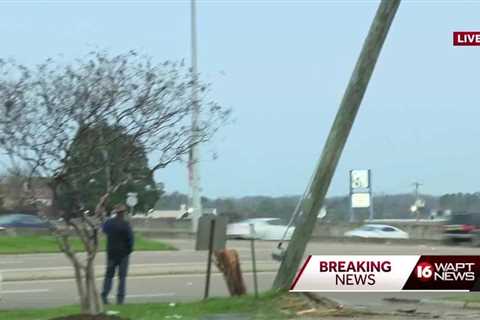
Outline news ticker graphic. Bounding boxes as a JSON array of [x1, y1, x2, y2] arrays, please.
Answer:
[[290, 255, 480, 292]]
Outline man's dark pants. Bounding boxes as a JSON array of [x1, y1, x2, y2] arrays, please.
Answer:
[[101, 255, 129, 304]]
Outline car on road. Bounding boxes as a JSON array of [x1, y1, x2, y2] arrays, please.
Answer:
[[0, 213, 50, 229], [344, 224, 409, 239], [443, 212, 480, 245], [227, 218, 294, 240]]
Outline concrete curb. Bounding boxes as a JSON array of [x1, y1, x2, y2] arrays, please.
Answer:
[[1, 262, 279, 282]]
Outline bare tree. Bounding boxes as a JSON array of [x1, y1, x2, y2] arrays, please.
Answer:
[[0, 51, 229, 314], [0, 165, 41, 211]]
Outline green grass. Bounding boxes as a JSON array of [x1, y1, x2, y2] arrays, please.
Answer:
[[443, 294, 480, 303], [0, 292, 286, 320], [0, 234, 175, 254]]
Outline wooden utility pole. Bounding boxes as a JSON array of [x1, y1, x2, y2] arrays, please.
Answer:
[[272, 0, 401, 290]]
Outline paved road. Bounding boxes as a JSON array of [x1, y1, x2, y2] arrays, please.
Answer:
[[0, 239, 277, 271], [0, 272, 275, 309], [1, 239, 478, 309], [2, 239, 479, 271]]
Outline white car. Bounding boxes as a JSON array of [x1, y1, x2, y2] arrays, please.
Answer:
[[344, 224, 409, 239], [227, 218, 294, 240]]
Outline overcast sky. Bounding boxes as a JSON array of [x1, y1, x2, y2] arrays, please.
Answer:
[[1, 0, 479, 198]]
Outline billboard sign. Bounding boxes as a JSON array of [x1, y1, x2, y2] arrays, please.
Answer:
[[351, 193, 371, 208], [350, 170, 370, 189]]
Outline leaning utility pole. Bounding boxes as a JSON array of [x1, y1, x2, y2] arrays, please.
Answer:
[[189, 0, 203, 233], [272, 0, 401, 290]]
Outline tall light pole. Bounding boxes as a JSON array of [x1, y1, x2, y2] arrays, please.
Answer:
[[189, 0, 203, 233], [413, 182, 422, 201], [411, 181, 423, 220]]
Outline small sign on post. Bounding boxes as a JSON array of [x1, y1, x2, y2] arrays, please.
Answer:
[[195, 215, 227, 251], [126, 192, 138, 216], [195, 215, 227, 299]]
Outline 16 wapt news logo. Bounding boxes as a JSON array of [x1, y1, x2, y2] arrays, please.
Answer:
[[416, 261, 475, 282], [404, 256, 480, 291], [290, 255, 480, 292]]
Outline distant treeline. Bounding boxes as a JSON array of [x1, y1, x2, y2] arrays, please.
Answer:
[[154, 191, 480, 222]]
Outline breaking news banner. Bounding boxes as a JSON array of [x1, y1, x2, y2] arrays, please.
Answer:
[[290, 255, 480, 292]]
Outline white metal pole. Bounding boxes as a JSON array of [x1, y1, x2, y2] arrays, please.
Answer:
[[369, 169, 374, 220], [190, 0, 203, 233]]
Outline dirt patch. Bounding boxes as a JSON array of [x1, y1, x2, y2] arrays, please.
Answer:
[[50, 315, 128, 320], [278, 293, 378, 318]]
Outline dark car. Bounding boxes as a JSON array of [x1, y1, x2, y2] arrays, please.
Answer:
[[0, 213, 50, 229], [443, 212, 480, 245]]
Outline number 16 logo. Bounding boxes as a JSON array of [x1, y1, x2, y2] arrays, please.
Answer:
[[416, 262, 433, 281]]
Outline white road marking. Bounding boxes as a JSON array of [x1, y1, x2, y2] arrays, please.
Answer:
[[1, 289, 49, 294], [3, 271, 277, 285], [0, 266, 73, 272], [0, 261, 23, 265], [0, 261, 276, 272]]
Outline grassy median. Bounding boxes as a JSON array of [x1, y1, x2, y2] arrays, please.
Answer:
[[0, 292, 285, 320], [0, 234, 175, 254], [443, 294, 480, 303]]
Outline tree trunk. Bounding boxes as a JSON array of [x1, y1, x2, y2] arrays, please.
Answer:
[[84, 240, 103, 315], [73, 263, 88, 313], [85, 263, 93, 314], [60, 230, 103, 315], [87, 260, 102, 314], [214, 249, 246, 296]]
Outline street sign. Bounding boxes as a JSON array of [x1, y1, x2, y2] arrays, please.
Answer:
[[195, 215, 227, 251], [194, 214, 227, 300], [126, 192, 138, 208]]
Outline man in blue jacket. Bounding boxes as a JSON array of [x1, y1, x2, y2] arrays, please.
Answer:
[[101, 204, 134, 305]]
